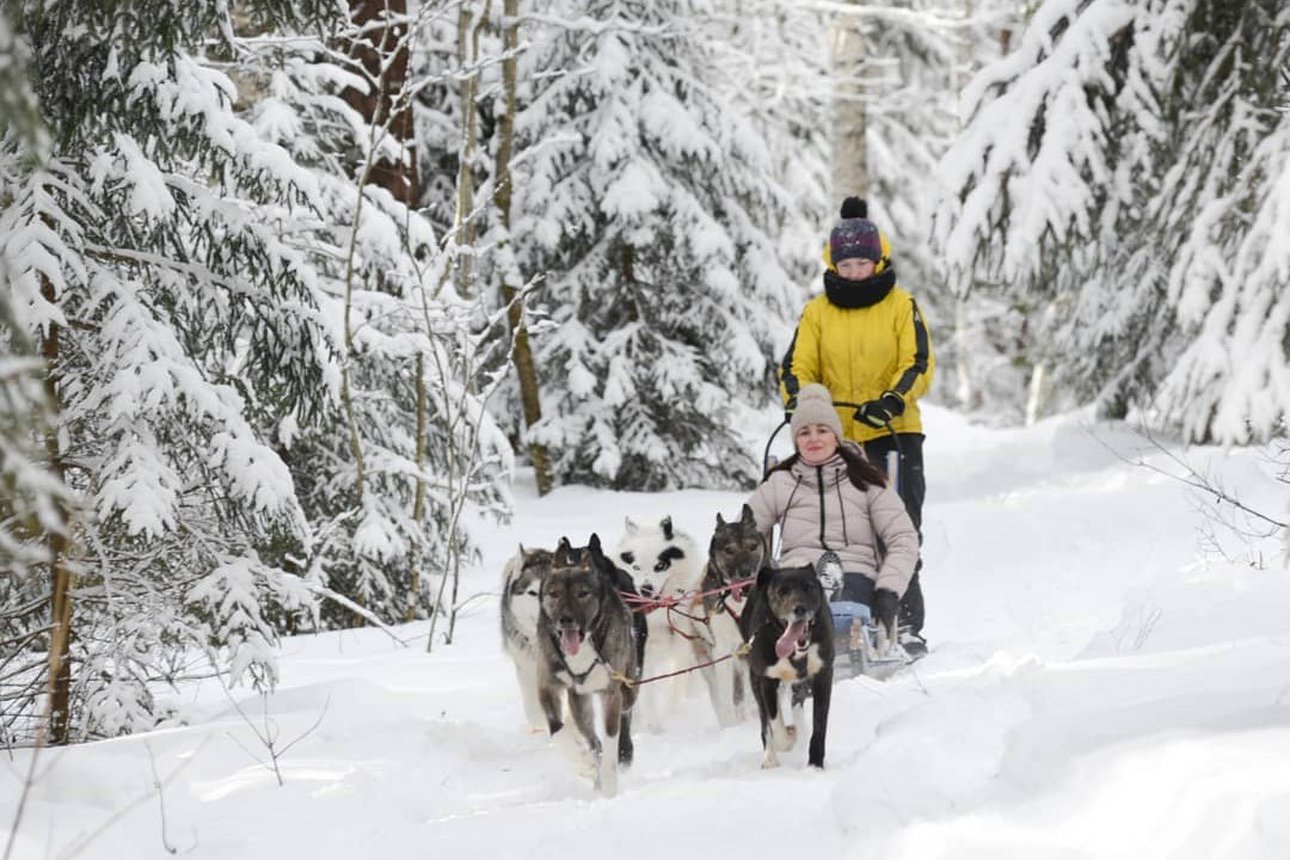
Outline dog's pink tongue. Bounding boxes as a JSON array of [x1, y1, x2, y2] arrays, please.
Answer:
[[775, 620, 808, 660], [560, 629, 582, 656]]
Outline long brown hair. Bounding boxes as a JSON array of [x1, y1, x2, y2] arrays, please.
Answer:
[[766, 441, 888, 490]]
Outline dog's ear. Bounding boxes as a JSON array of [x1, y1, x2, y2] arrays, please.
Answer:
[[740, 503, 756, 525], [554, 536, 572, 567], [624, 516, 638, 534], [716, 511, 726, 526], [588, 533, 602, 555], [661, 516, 674, 540], [756, 566, 777, 591]]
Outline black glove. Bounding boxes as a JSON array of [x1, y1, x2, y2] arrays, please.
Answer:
[[872, 588, 899, 634], [853, 391, 905, 429]]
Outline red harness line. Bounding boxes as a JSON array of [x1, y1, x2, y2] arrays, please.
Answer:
[[618, 576, 755, 613], [623, 648, 747, 688], [613, 579, 754, 686]]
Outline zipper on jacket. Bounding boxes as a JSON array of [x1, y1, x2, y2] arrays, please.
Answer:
[[816, 465, 831, 549], [834, 464, 850, 545]]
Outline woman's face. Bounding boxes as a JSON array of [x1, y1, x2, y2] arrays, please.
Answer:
[[795, 423, 839, 465], [836, 257, 876, 280]]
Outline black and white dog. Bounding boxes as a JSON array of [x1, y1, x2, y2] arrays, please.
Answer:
[[536, 535, 639, 796], [740, 564, 834, 769], [685, 504, 766, 727], [610, 516, 701, 732], [500, 545, 553, 730]]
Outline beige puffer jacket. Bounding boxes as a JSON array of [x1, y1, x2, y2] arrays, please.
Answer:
[[746, 448, 919, 597]]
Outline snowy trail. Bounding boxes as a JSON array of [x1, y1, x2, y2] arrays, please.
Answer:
[[4, 407, 1288, 860]]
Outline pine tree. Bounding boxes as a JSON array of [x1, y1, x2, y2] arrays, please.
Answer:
[[510, 0, 821, 490], [934, 0, 1290, 441], [2, 0, 364, 740]]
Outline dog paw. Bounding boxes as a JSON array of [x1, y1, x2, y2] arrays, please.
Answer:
[[761, 751, 780, 769]]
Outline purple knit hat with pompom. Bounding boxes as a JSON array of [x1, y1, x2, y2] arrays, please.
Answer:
[[829, 197, 882, 263]]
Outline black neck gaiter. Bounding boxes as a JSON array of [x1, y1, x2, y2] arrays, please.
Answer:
[[822, 267, 896, 309]]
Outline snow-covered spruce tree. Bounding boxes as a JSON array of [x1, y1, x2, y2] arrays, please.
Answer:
[[234, 0, 511, 628], [510, 0, 819, 490], [0, 0, 368, 741], [933, 0, 1290, 441]]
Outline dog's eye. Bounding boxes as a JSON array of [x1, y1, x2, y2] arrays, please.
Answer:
[[526, 589, 539, 597], [577, 589, 592, 599]]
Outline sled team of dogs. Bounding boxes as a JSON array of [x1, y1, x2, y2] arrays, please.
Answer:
[[500, 504, 846, 796]]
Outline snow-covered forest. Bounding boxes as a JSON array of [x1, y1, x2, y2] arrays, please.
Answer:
[[1, 0, 1287, 817]]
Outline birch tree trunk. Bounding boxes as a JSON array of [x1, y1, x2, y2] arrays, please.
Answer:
[[493, 0, 552, 495], [448, 2, 491, 296], [831, 7, 868, 198]]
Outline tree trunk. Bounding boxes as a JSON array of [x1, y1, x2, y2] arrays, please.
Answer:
[[494, 0, 552, 495], [40, 274, 73, 745], [830, 9, 868, 198], [343, 0, 420, 207], [446, 2, 491, 296], [408, 352, 427, 620]]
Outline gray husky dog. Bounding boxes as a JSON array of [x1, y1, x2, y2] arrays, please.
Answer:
[[537, 534, 639, 796], [683, 504, 766, 727], [500, 545, 553, 730]]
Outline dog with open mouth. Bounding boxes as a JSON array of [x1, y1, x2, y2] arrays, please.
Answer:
[[740, 563, 834, 769], [536, 534, 639, 796]]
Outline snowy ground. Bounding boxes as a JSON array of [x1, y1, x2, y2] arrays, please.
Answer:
[[4, 405, 1289, 860]]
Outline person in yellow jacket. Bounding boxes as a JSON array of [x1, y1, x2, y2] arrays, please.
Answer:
[[779, 197, 934, 655]]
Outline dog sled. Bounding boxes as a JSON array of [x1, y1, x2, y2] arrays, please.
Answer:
[[816, 553, 916, 681], [764, 407, 923, 682]]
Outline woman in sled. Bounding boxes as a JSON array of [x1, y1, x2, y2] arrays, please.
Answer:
[[745, 383, 919, 645]]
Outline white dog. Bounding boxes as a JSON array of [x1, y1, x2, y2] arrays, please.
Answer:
[[609, 516, 702, 733]]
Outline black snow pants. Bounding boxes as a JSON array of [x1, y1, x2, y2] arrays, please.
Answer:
[[860, 433, 926, 634]]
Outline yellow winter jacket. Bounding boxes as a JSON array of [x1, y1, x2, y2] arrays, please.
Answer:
[[780, 273, 935, 443]]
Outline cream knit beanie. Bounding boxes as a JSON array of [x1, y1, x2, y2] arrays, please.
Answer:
[[790, 384, 843, 441]]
